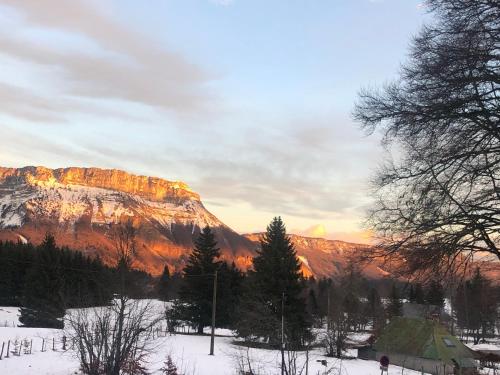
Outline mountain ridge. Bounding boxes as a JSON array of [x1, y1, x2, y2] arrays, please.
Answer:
[[0, 165, 385, 278]]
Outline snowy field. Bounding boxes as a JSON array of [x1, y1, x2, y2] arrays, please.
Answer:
[[1, 302, 432, 375]]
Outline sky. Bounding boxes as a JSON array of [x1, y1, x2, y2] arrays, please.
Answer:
[[0, 0, 429, 243]]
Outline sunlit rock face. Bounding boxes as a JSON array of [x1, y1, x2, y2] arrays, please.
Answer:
[[0, 166, 199, 203], [0, 166, 256, 275], [0, 166, 413, 280]]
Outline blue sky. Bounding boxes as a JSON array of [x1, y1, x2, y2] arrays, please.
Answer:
[[0, 0, 428, 242]]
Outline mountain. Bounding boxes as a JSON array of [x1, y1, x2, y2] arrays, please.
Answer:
[[244, 233, 390, 279], [0, 166, 256, 275], [2, 166, 497, 281], [0, 165, 395, 279]]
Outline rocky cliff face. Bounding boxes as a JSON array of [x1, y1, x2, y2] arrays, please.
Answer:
[[0, 166, 199, 203], [0, 166, 256, 274], [0, 166, 395, 279]]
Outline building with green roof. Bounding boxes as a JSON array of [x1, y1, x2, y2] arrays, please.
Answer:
[[359, 317, 478, 374]]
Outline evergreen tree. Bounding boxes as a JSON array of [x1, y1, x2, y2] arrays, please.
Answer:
[[236, 217, 310, 347], [216, 261, 244, 328], [452, 268, 498, 344], [386, 284, 402, 320], [19, 234, 65, 328], [340, 264, 367, 331], [157, 265, 171, 301], [425, 280, 445, 308], [0, 241, 35, 306], [177, 226, 221, 334], [0, 238, 113, 310], [408, 285, 416, 303], [307, 288, 319, 321], [366, 287, 385, 334], [408, 283, 425, 304], [414, 283, 425, 304], [161, 356, 179, 375]]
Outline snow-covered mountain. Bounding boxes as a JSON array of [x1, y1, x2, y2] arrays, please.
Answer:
[[0, 166, 398, 279], [0, 166, 256, 274]]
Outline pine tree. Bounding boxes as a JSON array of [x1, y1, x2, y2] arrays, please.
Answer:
[[157, 265, 171, 301], [414, 283, 425, 304], [161, 355, 179, 375], [216, 261, 244, 328], [366, 287, 385, 334], [340, 264, 366, 331], [307, 288, 319, 320], [236, 217, 310, 347], [178, 226, 221, 334], [386, 284, 402, 320], [452, 268, 498, 344], [408, 285, 416, 303], [19, 234, 65, 328], [408, 283, 425, 304], [425, 280, 445, 308]]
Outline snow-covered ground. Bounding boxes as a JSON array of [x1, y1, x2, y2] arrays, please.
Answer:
[[0, 306, 19, 327], [0, 303, 427, 375], [466, 342, 500, 354]]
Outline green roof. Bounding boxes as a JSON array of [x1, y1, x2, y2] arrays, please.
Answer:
[[374, 317, 477, 368]]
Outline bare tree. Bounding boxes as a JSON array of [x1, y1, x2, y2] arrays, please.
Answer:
[[66, 219, 161, 375], [322, 311, 349, 359], [112, 218, 137, 271], [231, 345, 266, 375], [66, 299, 161, 375], [231, 343, 314, 375], [353, 0, 500, 277]]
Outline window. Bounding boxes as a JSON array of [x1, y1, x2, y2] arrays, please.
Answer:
[[442, 338, 456, 347]]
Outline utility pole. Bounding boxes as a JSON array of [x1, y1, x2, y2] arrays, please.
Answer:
[[327, 287, 331, 330], [209, 271, 218, 355], [281, 292, 285, 375]]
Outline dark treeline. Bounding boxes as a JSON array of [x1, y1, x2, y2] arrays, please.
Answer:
[[452, 268, 500, 345], [0, 235, 113, 309], [166, 226, 244, 334], [158, 217, 500, 355], [0, 233, 158, 328], [2, 222, 498, 354], [167, 218, 312, 349]]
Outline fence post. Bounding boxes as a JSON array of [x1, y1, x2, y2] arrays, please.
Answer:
[[41, 338, 45, 352], [30, 339, 32, 354], [0, 341, 4, 359], [52, 338, 55, 351], [6, 340, 9, 358]]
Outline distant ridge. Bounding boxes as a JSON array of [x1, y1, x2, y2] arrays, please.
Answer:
[[0, 165, 396, 279]]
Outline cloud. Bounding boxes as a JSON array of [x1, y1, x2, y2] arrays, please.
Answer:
[[175, 116, 377, 220], [0, 1, 380, 232], [298, 224, 328, 238], [0, 81, 66, 123], [0, 80, 151, 124], [292, 223, 374, 244], [0, 0, 214, 118]]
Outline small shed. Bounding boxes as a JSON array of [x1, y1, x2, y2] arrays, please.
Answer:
[[359, 317, 478, 375]]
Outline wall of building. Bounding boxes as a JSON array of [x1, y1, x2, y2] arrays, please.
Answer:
[[357, 347, 477, 374]]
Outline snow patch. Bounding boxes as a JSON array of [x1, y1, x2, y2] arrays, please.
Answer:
[[0, 181, 223, 230], [17, 234, 28, 244], [298, 255, 310, 268]]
